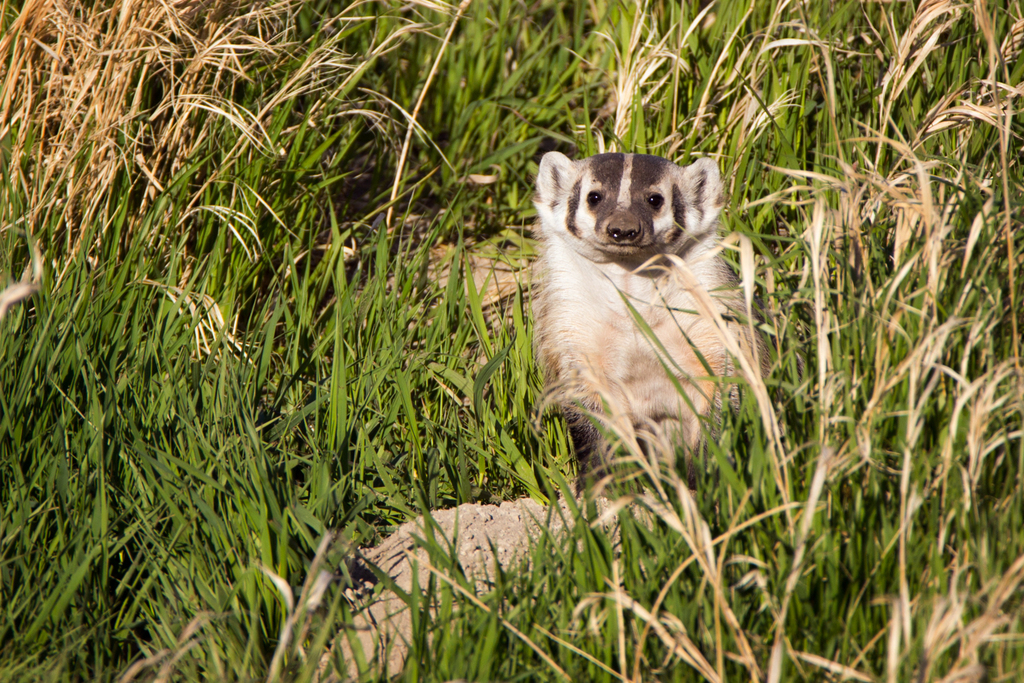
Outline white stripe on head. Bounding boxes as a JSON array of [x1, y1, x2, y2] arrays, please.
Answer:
[[616, 154, 632, 207]]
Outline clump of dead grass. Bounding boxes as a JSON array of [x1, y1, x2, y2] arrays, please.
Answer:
[[1, 0, 287, 254]]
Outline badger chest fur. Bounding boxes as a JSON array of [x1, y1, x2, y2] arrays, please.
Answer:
[[531, 152, 765, 483]]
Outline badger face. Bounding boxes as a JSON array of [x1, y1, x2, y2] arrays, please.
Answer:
[[534, 152, 724, 264]]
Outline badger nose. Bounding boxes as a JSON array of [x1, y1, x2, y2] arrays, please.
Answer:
[[606, 215, 643, 243], [602, 211, 643, 244]]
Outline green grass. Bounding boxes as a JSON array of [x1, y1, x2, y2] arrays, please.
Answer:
[[1, 0, 1023, 680]]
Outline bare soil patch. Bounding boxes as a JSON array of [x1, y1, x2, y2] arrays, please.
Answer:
[[335, 495, 598, 677]]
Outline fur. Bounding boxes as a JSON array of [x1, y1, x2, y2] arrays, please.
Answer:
[[531, 152, 768, 487]]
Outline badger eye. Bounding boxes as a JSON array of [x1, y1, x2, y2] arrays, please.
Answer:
[[587, 191, 602, 207], [647, 194, 664, 210]]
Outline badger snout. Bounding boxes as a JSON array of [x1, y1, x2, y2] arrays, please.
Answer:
[[604, 211, 645, 244]]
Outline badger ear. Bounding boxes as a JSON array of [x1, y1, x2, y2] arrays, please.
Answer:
[[535, 152, 576, 209], [678, 157, 725, 233]]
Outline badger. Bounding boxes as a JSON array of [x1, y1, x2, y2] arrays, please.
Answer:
[[531, 151, 768, 488]]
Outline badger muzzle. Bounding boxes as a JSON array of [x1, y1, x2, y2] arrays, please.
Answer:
[[600, 209, 650, 247]]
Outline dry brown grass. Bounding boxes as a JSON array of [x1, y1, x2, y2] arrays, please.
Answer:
[[2, 0, 285, 253]]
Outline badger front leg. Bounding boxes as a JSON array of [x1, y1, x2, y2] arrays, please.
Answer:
[[562, 399, 605, 485]]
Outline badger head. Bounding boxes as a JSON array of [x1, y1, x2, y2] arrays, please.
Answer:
[[533, 152, 724, 264]]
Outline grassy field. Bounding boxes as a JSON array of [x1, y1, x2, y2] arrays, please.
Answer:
[[1, 0, 1023, 680]]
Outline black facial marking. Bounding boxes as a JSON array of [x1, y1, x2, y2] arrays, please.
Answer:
[[672, 183, 687, 233], [588, 154, 626, 194], [630, 154, 675, 216], [566, 178, 582, 237], [630, 154, 674, 188]]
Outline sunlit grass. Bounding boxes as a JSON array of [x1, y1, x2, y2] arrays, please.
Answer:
[[1, 0, 1022, 680]]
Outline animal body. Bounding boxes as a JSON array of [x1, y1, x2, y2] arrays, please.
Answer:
[[531, 151, 767, 487]]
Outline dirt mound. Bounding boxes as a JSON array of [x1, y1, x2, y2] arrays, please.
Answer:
[[335, 496, 600, 677]]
